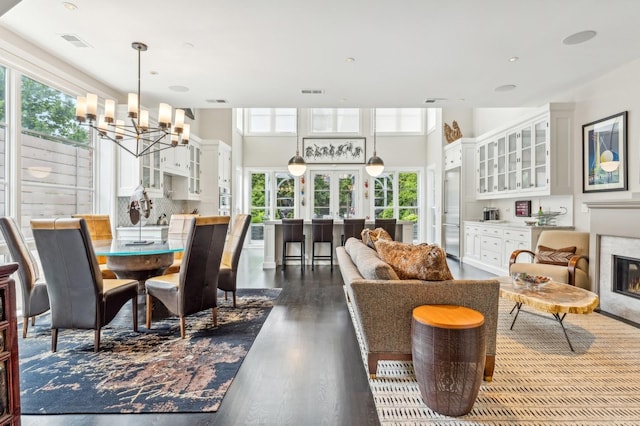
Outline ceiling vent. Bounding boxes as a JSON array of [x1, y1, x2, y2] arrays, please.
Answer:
[[60, 34, 91, 48], [206, 99, 227, 104], [301, 89, 324, 95], [424, 97, 447, 104]]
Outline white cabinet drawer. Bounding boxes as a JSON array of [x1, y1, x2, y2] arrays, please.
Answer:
[[503, 228, 529, 243], [480, 235, 501, 252], [481, 250, 502, 266], [480, 226, 503, 237]]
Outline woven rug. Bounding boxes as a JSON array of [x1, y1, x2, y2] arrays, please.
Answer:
[[348, 296, 640, 425], [19, 288, 281, 414]]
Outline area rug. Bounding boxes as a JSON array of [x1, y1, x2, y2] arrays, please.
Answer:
[[348, 296, 640, 425], [19, 288, 281, 414]]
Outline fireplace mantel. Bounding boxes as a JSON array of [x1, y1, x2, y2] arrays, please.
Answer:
[[585, 199, 640, 209]]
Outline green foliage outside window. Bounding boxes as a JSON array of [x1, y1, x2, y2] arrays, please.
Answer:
[[21, 76, 88, 143], [250, 173, 267, 223]]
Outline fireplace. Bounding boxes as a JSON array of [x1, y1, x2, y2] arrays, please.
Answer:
[[613, 255, 640, 300]]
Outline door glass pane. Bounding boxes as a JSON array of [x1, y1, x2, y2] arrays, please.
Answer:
[[373, 173, 394, 218], [313, 173, 331, 218], [250, 172, 270, 242], [399, 172, 418, 241], [338, 173, 356, 219], [275, 173, 294, 219]]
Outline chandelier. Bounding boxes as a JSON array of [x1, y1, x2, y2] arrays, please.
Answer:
[[74, 42, 190, 158]]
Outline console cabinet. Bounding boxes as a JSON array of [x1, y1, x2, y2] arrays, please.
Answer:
[[0, 263, 20, 425], [462, 221, 574, 275], [476, 103, 574, 200]]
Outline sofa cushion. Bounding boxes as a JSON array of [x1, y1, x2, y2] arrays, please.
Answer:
[[373, 239, 454, 281], [536, 245, 576, 266], [344, 237, 399, 280], [361, 227, 393, 249]]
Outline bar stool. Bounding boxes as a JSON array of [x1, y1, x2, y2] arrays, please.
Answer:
[[374, 218, 397, 241], [311, 219, 334, 271], [282, 219, 305, 271], [341, 218, 366, 246]]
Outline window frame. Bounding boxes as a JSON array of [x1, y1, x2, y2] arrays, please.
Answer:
[[244, 108, 297, 136], [310, 108, 361, 135], [374, 108, 426, 136]]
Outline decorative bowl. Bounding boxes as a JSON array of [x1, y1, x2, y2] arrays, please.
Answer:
[[524, 220, 538, 226], [512, 272, 551, 289]]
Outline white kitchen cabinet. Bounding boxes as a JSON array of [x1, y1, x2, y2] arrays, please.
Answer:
[[161, 144, 189, 177], [443, 141, 462, 170], [173, 136, 201, 200], [464, 224, 481, 260], [475, 103, 573, 200], [218, 142, 231, 188], [117, 137, 163, 198]]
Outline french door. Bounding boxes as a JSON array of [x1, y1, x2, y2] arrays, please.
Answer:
[[310, 170, 359, 219]]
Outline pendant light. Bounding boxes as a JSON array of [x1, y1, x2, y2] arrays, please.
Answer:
[[366, 108, 385, 177], [288, 108, 307, 176]]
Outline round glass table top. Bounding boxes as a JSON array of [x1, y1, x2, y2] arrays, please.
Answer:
[[92, 239, 185, 256]]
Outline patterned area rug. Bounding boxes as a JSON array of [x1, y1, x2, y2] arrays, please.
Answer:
[[19, 288, 281, 414], [349, 296, 640, 425]]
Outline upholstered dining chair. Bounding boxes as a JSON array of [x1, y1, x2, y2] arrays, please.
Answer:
[[71, 214, 117, 279], [31, 218, 139, 352], [311, 219, 334, 271], [509, 230, 590, 289], [218, 214, 252, 307], [341, 218, 366, 246], [0, 216, 50, 338], [164, 213, 200, 275], [145, 216, 230, 338], [282, 219, 305, 271], [374, 218, 397, 241]]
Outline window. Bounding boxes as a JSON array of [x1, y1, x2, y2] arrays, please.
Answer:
[[0, 66, 5, 218], [373, 171, 420, 241], [311, 108, 359, 133], [375, 108, 424, 134], [249, 170, 295, 243], [246, 108, 296, 134], [20, 76, 93, 237]]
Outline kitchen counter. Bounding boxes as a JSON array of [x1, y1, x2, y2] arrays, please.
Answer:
[[464, 220, 574, 230]]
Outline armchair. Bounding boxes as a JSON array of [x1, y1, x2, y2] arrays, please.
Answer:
[[31, 218, 139, 352], [509, 230, 590, 289], [71, 214, 117, 279], [164, 213, 199, 275]]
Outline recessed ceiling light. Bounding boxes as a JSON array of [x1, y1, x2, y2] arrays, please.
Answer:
[[149, 70, 159, 75], [62, 2, 77, 11], [339, 97, 348, 102], [508, 56, 519, 62], [562, 30, 597, 45], [183, 42, 195, 49], [345, 57, 355, 63], [169, 85, 189, 93], [495, 84, 517, 92]]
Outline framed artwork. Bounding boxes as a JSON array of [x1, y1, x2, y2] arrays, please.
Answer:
[[302, 137, 366, 164], [582, 111, 627, 193]]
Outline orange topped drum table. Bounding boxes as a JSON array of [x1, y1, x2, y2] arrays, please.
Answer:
[[411, 305, 485, 417]]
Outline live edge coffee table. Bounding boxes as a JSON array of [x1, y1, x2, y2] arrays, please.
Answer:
[[497, 276, 599, 351]]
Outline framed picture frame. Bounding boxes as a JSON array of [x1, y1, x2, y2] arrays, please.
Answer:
[[582, 111, 628, 193], [302, 137, 366, 164]]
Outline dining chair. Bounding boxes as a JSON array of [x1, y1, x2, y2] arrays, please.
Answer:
[[31, 218, 139, 352], [0, 216, 50, 338], [282, 219, 305, 271], [374, 218, 397, 241], [71, 214, 117, 279], [164, 213, 200, 275], [311, 219, 334, 271], [145, 216, 230, 338], [341, 218, 366, 246], [218, 214, 252, 307]]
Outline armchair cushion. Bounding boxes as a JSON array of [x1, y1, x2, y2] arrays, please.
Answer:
[[536, 245, 576, 266], [374, 240, 454, 281]]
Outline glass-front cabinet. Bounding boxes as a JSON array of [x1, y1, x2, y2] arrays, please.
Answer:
[[117, 138, 163, 198]]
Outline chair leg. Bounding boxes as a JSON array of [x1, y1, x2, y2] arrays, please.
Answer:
[[132, 295, 138, 332], [31, 316, 36, 326], [23, 316, 28, 338], [232, 292, 236, 308], [146, 294, 153, 330], [179, 317, 186, 339], [51, 328, 58, 352], [330, 242, 333, 271], [213, 307, 218, 327], [282, 241, 286, 270], [312, 241, 315, 271], [94, 328, 101, 352], [225, 291, 228, 301], [301, 240, 305, 272]]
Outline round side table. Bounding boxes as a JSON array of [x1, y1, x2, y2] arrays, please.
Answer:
[[412, 304, 486, 416]]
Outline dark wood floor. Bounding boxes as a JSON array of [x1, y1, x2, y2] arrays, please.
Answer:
[[22, 249, 493, 426]]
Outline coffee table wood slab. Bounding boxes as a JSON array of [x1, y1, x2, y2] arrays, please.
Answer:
[[497, 276, 599, 351]]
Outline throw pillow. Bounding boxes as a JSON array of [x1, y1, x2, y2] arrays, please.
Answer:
[[361, 227, 393, 249], [373, 239, 454, 281], [344, 237, 399, 280], [536, 245, 576, 266]]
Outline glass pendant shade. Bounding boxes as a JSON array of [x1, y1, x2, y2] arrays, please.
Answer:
[[288, 152, 307, 176], [365, 153, 385, 177]]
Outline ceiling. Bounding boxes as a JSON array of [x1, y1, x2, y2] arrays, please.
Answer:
[[2, 0, 640, 109]]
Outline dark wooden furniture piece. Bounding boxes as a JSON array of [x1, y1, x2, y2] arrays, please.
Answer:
[[282, 219, 305, 271], [0, 262, 21, 424], [412, 304, 485, 416], [341, 218, 365, 246], [311, 219, 333, 271], [374, 218, 396, 241]]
